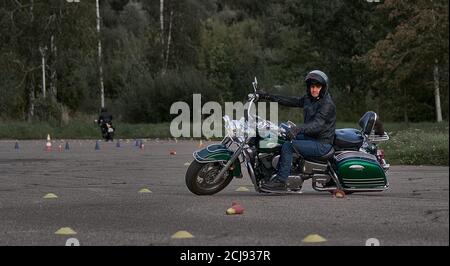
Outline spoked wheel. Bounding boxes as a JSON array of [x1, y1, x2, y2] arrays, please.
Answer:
[[185, 161, 233, 195]]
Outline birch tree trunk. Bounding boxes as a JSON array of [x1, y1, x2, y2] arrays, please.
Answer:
[[403, 86, 409, 124], [50, 34, 57, 100], [96, 0, 105, 108], [27, 0, 35, 121], [433, 59, 442, 122], [27, 74, 35, 122], [160, 0, 165, 62], [39, 46, 46, 98], [163, 10, 173, 74]]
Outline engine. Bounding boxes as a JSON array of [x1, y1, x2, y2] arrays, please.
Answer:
[[254, 152, 303, 182]]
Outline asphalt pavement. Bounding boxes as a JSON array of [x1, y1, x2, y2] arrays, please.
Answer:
[[0, 139, 448, 246]]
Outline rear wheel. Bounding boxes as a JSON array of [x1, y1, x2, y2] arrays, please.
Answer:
[[185, 161, 233, 195]]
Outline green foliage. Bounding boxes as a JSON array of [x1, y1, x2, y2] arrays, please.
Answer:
[[0, 120, 172, 140], [0, 120, 447, 166], [0, 0, 448, 124], [32, 98, 63, 124], [378, 123, 449, 166], [361, 0, 449, 122]]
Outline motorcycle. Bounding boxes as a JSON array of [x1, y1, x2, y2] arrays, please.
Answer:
[[185, 77, 390, 196], [95, 119, 115, 142]]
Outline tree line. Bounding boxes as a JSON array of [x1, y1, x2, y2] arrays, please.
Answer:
[[0, 0, 448, 124]]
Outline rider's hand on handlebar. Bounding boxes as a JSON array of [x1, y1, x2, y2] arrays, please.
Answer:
[[256, 90, 270, 101], [247, 93, 258, 102], [287, 127, 302, 140]]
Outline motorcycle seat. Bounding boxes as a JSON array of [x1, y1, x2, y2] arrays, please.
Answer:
[[333, 128, 363, 151], [304, 147, 335, 164]]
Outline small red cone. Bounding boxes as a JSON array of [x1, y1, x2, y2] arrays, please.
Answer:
[[169, 149, 176, 155], [226, 202, 244, 215], [333, 189, 346, 198], [45, 141, 52, 151]]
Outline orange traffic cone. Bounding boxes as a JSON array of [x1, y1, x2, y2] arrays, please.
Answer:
[[333, 189, 346, 198], [226, 202, 245, 215], [45, 134, 52, 151]]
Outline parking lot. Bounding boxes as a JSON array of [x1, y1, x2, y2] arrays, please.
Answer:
[[0, 139, 448, 246]]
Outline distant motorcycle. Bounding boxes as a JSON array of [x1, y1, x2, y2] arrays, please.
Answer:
[[94, 119, 115, 142], [185, 77, 390, 196]]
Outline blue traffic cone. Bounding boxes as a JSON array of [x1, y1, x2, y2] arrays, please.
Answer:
[[14, 141, 19, 149], [65, 142, 70, 150], [116, 140, 121, 147], [95, 140, 100, 150]]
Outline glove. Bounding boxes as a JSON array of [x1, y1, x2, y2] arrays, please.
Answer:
[[287, 127, 302, 140], [247, 93, 259, 102], [256, 90, 271, 100]]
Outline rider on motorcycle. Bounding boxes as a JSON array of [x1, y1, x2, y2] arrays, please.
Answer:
[[256, 70, 336, 193], [97, 107, 113, 140]]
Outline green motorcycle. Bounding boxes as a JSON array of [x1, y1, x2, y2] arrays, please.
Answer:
[[185, 78, 390, 195]]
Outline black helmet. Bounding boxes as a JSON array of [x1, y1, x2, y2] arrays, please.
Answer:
[[305, 70, 329, 98]]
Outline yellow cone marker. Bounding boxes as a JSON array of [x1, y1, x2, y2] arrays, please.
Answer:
[[55, 227, 77, 235], [302, 234, 327, 243], [235, 187, 249, 192], [43, 193, 58, 199], [139, 188, 152, 193], [171, 230, 194, 239], [226, 208, 235, 215]]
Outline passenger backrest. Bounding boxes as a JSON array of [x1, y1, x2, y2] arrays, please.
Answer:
[[358, 111, 377, 135]]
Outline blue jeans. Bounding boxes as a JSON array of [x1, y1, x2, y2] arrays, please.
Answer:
[[276, 134, 332, 182]]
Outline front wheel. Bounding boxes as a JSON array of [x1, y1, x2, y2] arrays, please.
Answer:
[[185, 160, 233, 195]]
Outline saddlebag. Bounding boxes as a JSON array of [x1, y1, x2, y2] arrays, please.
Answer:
[[334, 151, 387, 189]]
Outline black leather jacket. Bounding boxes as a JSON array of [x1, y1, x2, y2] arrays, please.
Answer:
[[266, 92, 336, 144], [98, 111, 113, 125]]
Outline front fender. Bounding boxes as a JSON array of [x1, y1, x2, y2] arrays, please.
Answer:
[[193, 144, 242, 177]]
